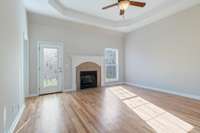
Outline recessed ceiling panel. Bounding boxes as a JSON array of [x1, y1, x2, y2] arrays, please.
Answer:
[[24, 0, 200, 32], [58, 0, 167, 21]]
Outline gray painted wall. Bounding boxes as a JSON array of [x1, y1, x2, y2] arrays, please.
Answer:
[[125, 5, 200, 99], [0, 0, 28, 132], [28, 13, 125, 95]]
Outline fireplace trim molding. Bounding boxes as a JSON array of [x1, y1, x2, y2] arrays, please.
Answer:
[[71, 56, 104, 91]]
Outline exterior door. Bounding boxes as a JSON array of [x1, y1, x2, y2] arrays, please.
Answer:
[[38, 42, 63, 95]]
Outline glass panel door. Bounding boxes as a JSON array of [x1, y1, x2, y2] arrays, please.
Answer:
[[39, 43, 63, 94]]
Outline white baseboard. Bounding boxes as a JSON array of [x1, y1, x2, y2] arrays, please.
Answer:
[[125, 82, 200, 100], [8, 104, 25, 133]]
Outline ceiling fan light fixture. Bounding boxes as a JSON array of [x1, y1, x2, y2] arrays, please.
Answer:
[[119, 0, 130, 10]]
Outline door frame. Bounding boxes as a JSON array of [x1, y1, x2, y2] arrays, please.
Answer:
[[23, 35, 29, 98], [37, 41, 64, 95]]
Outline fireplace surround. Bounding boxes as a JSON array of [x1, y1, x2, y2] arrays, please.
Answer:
[[72, 56, 104, 90], [76, 62, 101, 90]]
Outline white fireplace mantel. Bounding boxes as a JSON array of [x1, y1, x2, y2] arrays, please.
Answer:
[[71, 55, 104, 90]]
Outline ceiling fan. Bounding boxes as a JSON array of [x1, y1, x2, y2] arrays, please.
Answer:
[[102, 0, 146, 16]]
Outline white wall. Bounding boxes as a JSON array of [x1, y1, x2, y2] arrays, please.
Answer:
[[28, 13, 124, 95], [0, 0, 28, 132], [125, 5, 200, 99]]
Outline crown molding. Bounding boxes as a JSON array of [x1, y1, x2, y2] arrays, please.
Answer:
[[122, 0, 200, 32], [49, 0, 200, 32]]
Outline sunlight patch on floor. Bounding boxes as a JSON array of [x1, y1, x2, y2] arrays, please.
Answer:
[[108, 86, 194, 133]]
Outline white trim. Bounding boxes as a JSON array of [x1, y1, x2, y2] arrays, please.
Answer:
[[124, 0, 200, 32], [104, 48, 119, 82], [8, 104, 25, 133], [37, 41, 64, 95], [37, 43, 40, 96], [125, 82, 200, 100], [23, 37, 29, 97], [71, 55, 104, 90], [104, 79, 119, 83], [103, 82, 124, 87]]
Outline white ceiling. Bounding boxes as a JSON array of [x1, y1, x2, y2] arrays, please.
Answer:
[[24, 0, 200, 32]]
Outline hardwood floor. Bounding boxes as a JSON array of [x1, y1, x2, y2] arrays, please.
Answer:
[[15, 85, 200, 133]]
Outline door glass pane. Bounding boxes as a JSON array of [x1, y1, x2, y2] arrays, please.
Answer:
[[43, 48, 58, 88]]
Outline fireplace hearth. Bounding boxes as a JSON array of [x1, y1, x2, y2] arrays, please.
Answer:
[[80, 71, 97, 89]]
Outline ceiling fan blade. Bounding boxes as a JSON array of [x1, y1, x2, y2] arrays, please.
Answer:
[[129, 1, 146, 7], [120, 10, 125, 16], [102, 3, 118, 10]]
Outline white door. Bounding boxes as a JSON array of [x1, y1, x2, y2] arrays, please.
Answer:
[[38, 42, 63, 95]]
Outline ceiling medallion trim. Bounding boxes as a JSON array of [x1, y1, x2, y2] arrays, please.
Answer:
[[49, 0, 200, 32]]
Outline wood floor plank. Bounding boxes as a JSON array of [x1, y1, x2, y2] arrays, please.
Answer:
[[15, 85, 200, 133]]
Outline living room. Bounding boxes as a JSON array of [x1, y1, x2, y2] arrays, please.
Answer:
[[1, 0, 200, 133]]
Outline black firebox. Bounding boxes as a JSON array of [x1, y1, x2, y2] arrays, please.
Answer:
[[80, 71, 97, 89]]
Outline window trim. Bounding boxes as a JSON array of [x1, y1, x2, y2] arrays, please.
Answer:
[[104, 48, 119, 82]]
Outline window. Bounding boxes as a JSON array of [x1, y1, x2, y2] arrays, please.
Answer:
[[104, 48, 119, 82]]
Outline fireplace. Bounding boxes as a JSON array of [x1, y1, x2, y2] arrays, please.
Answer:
[[80, 71, 97, 89], [76, 62, 101, 90]]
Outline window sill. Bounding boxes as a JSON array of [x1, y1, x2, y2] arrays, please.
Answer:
[[105, 79, 119, 83]]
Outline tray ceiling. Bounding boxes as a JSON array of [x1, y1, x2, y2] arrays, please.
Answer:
[[24, 0, 200, 32]]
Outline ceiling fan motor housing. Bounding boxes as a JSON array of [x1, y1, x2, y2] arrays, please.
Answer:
[[119, 0, 130, 10]]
